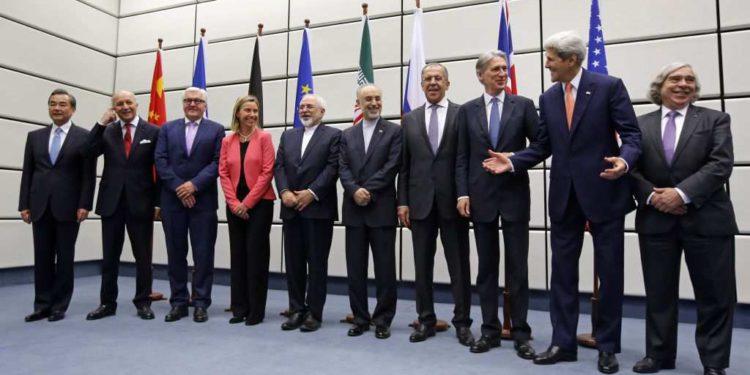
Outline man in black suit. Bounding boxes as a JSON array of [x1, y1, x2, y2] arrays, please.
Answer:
[[339, 84, 401, 339], [19, 88, 96, 322], [275, 94, 340, 332], [455, 50, 538, 357], [84, 91, 160, 321], [630, 63, 736, 375], [398, 63, 473, 346]]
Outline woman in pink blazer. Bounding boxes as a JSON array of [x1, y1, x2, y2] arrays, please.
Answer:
[[219, 95, 276, 325]]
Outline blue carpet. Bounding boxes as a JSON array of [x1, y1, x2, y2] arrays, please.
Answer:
[[0, 276, 747, 375]]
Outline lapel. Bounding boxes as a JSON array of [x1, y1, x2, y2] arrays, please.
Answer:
[[129, 122, 146, 159], [177, 120, 189, 156], [111, 121, 127, 161], [188, 120, 206, 157], [42, 126, 54, 167], [497, 94, 515, 149], [301, 124, 324, 164], [672, 105, 700, 163], [472, 96, 492, 147], [363, 118, 386, 166], [643, 110, 668, 167], [54, 123, 76, 165], [569, 69, 594, 135], [437, 102, 458, 155], [413, 105, 434, 157]]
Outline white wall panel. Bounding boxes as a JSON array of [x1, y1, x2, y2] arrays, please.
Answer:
[[117, 5, 197, 54], [120, 0, 195, 16], [730, 167, 750, 233], [0, 0, 118, 54], [529, 169, 546, 228], [725, 99, 750, 164], [528, 231, 547, 290], [196, 0, 288, 40], [0, 220, 102, 268], [440, 59, 485, 106], [115, 48, 195, 93], [289, 0, 401, 28], [721, 30, 750, 96], [0, 119, 41, 170], [0, 19, 115, 94], [0, 170, 22, 218], [203, 34, 288, 86], [328, 226, 347, 277], [737, 236, 750, 303], [80, 0, 120, 15], [514, 52, 543, 105], [720, 0, 750, 30]]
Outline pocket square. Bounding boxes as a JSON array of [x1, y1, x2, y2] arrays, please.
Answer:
[[139, 139, 152, 144]]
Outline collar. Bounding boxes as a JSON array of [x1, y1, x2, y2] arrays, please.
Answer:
[[427, 97, 449, 109], [184, 118, 202, 126], [51, 120, 73, 133], [121, 116, 140, 129], [483, 91, 506, 107], [304, 123, 320, 133], [661, 105, 688, 118], [363, 117, 379, 128], [563, 68, 584, 92]]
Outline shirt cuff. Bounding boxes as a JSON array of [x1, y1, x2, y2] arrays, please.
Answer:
[[674, 188, 691, 204], [646, 192, 654, 205], [307, 189, 319, 201], [618, 157, 629, 173], [457, 196, 469, 202]]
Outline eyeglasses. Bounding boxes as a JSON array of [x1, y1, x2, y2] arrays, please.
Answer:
[[183, 98, 206, 104]]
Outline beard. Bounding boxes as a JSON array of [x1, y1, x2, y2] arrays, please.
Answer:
[[301, 117, 314, 127]]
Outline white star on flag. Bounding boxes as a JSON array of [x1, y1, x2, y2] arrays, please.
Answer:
[[595, 36, 602, 43], [592, 60, 600, 67], [596, 24, 602, 32], [594, 48, 601, 55]]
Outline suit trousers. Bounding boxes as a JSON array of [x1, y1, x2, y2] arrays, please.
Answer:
[[161, 208, 217, 309], [639, 231, 735, 368], [32, 210, 80, 312], [345, 225, 397, 327], [550, 190, 624, 353], [227, 200, 273, 323], [411, 202, 472, 328], [283, 216, 333, 321], [474, 217, 532, 340], [99, 193, 153, 308]]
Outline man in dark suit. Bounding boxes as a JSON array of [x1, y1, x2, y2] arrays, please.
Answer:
[[84, 91, 160, 321], [155, 87, 225, 323], [630, 63, 736, 375], [454, 51, 539, 357], [484, 31, 641, 373], [398, 63, 474, 347], [275, 94, 340, 332], [339, 84, 401, 339], [19, 88, 96, 322]]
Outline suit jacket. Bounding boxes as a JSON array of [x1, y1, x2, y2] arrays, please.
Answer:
[[155, 118, 225, 212], [398, 101, 463, 220], [455, 94, 539, 223], [18, 124, 96, 222], [219, 129, 276, 211], [511, 69, 641, 223], [339, 117, 401, 227], [274, 124, 340, 221], [86, 119, 160, 218], [631, 105, 737, 236]]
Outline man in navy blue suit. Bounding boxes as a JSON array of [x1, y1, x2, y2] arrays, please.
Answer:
[[483, 31, 641, 374], [155, 87, 225, 323]]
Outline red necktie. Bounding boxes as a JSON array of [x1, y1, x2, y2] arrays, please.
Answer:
[[124, 123, 132, 158]]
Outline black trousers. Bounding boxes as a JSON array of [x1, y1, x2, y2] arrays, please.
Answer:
[[227, 200, 273, 324], [32, 210, 80, 312], [99, 194, 153, 308], [283, 217, 333, 321], [639, 231, 735, 369], [345, 225, 397, 327], [411, 202, 472, 328]]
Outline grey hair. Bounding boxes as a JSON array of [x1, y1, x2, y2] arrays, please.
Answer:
[[648, 62, 701, 105], [421, 63, 449, 81], [301, 93, 327, 111], [475, 50, 507, 76], [543, 31, 586, 66], [49, 88, 77, 109], [183, 87, 208, 100], [356, 83, 381, 97]]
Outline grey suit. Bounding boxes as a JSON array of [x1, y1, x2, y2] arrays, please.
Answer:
[[630, 105, 737, 369]]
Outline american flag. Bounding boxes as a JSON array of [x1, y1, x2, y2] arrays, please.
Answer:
[[587, 0, 608, 74]]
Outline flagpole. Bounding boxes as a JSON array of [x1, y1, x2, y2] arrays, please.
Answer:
[[149, 37, 166, 303]]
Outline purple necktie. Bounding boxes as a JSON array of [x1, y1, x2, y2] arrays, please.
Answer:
[[428, 104, 439, 154], [662, 111, 677, 165], [186, 121, 197, 156]]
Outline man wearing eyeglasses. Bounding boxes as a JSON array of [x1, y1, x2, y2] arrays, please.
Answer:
[[155, 87, 225, 323]]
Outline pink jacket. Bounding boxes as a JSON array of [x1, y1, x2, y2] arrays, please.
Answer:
[[219, 130, 276, 210]]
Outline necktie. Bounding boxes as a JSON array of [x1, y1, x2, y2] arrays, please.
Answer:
[[489, 97, 501, 149], [428, 104, 440, 153], [662, 111, 678, 165], [565, 82, 574, 129], [50, 127, 62, 165], [186, 122, 197, 156], [123, 123, 132, 158]]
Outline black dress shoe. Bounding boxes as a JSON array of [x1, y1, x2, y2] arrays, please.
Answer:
[[533, 345, 577, 365], [136, 306, 154, 320], [193, 306, 208, 323], [228, 316, 246, 324], [245, 318, 263, 326], [281, 312, 305, 331], [514, 340, 536, 360], [456, 326, 475, 347], [347, 324, 370, 337], [598, 352, 619, 374], [47, 311, 65, 322], [704, 368, 726, 375], [469, 335, 501, 353], [164, 306, 188, 322], [24, 310, 50, 322], [375, 325, 391, 339], [409, 324, 436, 343], [632, 357, 676, 373], [299, 315, 321, 332], [86, 304, 116, 320]]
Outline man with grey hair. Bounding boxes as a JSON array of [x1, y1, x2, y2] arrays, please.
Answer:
[[275, 93, 341, 332], [630, 63, 736, 375], [339, 84, 401, 339], [155, 87, 225, 323], [483, 30, 641, 373], [455, 51, 539, 357]]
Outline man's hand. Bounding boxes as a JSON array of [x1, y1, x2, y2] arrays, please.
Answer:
[[482, 150, 512, 175], [354, 188, 371, 206], [181, 195, 196, 208], [233, 203, 250, 220], [397, 207, 410, 228], [457, 197, 471, 218], [20, 209, 31, 224], [153, 207, 161, 221], [98, 109, 116, 126], [281, 191, 298, 208], [651, 187, 687, 215], [176, 181, 197, 200], [76, 209, 89, 223], [294, 190, 315, 212], [600, 156, 627, 180]]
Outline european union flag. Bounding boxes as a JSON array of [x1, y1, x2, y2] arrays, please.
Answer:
[[587, 0, 608, 75], [294, 28, 314, 128]]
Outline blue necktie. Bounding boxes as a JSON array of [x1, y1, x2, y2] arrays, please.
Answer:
[[489, 97, 501, 149], [50, 127, 62, 165]]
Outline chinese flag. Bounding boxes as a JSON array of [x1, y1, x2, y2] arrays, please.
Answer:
[[148, 49, 166, 126]]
